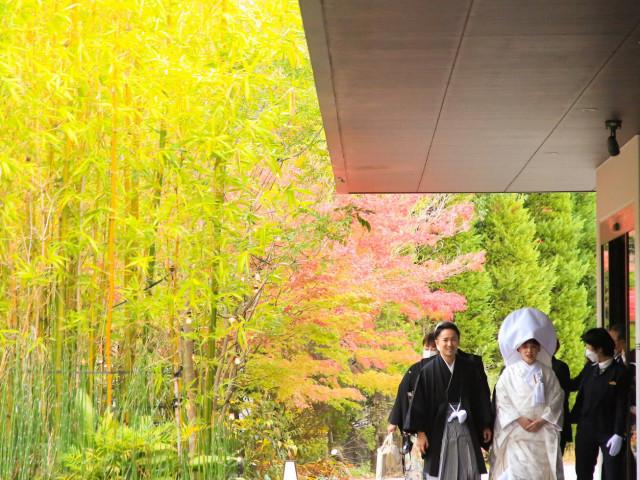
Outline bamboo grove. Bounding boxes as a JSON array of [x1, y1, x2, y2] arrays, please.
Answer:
[[0, 0, 345, 476], [0, 1, 600, 478]]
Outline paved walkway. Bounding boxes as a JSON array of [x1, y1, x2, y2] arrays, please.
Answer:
[[480, 463, 577, 479], [562, 464, 578, 480], [376, 462, 579, 480]]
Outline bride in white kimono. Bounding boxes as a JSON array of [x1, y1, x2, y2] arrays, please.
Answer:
[[490, 308, 565, 480]]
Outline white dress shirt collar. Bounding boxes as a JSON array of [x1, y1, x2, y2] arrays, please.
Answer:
[[598, 357, 614, 373]]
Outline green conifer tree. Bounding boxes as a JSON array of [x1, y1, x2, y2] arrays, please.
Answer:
[[415, 195, 500, 377], [431, 228, 499, 369], [477, 194, 556, 324], [571, 192, 598, 328], [525, 193, 590, 371]]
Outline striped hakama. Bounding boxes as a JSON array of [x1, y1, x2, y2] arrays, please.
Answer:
[[425, 403, 480, 480]]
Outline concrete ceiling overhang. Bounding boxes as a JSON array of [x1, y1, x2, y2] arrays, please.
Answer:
[[299, 0, 640, 193]]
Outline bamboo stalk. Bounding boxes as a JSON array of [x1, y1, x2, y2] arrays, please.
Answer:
[[181, 313, 197, 454], [88, 163, 100, 399], [5, 351, 10, 435], [171, 237, 182, 442], [8, 240, 17, 330], [147, 124, 166, 292], [20, 176, 38, 339], [123, 87, 141, 397], [204, 158, 226, 429], [88, 267, 96, 396], [54, 144, 71, 430], [123, 167, 133, 392], [105, 84, 118, 408]]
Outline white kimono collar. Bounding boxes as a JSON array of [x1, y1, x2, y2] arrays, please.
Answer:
[[518, 360, 545, 406]]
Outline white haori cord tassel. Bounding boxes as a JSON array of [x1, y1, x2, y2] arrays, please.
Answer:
[[447, 403, 467, 424]]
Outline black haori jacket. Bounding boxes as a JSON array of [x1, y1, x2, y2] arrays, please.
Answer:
[[406, 353, 493, 477]]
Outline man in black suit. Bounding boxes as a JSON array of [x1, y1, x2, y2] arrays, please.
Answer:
[[552, 339, 572, 454], [388, 332, 437, 434], [386, 332, 437, 477], [608, 323, 637, 479], [571, 327, 631, 480], [609, 323, 629, 365]]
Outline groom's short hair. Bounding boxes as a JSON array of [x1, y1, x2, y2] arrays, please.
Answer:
[[435, 321, 460, 339], [582, 327, 615, 357]]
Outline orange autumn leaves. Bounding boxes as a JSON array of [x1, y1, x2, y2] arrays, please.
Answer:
[[250, 194, 485, 408]]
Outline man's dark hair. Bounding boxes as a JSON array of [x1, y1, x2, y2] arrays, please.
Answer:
[[423, 332, 436, 348], [609, 323, 626, 342], [582, 327, 615, 357], [434, 321, 460, 339]]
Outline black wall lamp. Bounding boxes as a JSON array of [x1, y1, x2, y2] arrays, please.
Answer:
[[605, 119, 622, 156]]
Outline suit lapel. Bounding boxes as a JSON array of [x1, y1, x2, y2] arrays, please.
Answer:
[[590, 362, 616, 408]]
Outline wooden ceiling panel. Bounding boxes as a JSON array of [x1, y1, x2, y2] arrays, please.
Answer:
[[322, 0, 471, 39], [332, 68, 449, 99], [467, 0, 638, 36], [330, 36, 460, 72], [507, 166, 596, 192], [347, 167, 428, 193], [455, 34, 617, 72], [337, 104, 437, 131], [299, 0, 640, 193], [420, 155, 529, 192], [343, 141, 429, 164], [420, 165, 522, 193], [512, 26, 640, 188], [432, 127, 543, 147]]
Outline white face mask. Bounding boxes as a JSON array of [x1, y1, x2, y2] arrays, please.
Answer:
[[585, 348, 599, 364], [423, 350, 437, 358]]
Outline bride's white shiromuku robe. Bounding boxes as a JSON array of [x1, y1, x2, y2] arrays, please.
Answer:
[[490, 361, 565, 480]]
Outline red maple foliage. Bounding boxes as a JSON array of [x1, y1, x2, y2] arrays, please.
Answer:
[[249, 194, 484, 409]]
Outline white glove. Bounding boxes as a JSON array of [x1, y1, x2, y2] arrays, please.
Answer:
[[606, 434, 623, 456]]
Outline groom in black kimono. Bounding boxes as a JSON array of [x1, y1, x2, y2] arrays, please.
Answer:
[[407, 321, 493, 479]]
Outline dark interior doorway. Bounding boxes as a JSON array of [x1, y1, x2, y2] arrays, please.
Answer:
[[602, 228, 636, 478]]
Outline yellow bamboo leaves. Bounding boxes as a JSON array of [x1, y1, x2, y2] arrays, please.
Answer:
[[0, 0, 325, 445]]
